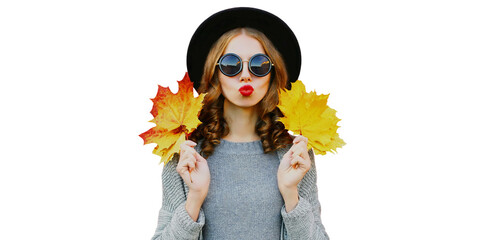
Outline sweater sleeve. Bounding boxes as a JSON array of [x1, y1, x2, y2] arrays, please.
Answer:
[[151, 154, 205, 240], [280, 148, 330, 240]]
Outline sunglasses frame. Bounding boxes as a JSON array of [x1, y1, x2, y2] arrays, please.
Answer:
[[216, 53, 274, 77]]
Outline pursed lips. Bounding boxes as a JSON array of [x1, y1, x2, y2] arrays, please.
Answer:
[[238, 84, 254, 96]]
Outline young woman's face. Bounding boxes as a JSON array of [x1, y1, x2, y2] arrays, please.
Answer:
[[218, 33, 271, 108]]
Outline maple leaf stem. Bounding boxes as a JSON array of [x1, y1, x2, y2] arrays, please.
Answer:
[[184, 134, 193, 183], [293, 130, 302, 169]]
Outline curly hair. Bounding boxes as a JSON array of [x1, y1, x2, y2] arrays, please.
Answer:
[[189, 28, 293, 158]]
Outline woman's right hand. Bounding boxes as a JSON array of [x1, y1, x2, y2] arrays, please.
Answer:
[[176, 140, 210, 201]]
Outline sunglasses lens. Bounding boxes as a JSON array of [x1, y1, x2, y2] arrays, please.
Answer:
[[250, 54, 272, 77], [219, 54, 241, 76]]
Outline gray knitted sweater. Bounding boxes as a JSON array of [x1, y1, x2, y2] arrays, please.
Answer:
[[151, 139, 329, 240]]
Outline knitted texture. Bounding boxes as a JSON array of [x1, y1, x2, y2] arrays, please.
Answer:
[[151, 139, 330, 240], [201, 139, 283, 239]]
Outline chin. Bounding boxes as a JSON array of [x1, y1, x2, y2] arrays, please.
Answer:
[[232, 99, 261, 108], [226, 96, 262, 108]]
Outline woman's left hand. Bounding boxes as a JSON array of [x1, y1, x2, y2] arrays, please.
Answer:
[[277, 135, 312, 194]]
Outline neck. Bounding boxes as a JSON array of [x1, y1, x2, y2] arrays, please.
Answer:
[[222, 98, 260, 142]]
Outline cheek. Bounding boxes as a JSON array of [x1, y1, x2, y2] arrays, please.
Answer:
[[218, 76, 228, 89], [218, 76, 236, 95], [254, 77, 271, 98], [258, 76, 270, 91]]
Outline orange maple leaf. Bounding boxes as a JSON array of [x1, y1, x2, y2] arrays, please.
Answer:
[[140, 73, 205, 165], [278, 80, 345, 155]]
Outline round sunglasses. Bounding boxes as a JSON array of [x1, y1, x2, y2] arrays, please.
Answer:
[[216, 53, 274, 77]]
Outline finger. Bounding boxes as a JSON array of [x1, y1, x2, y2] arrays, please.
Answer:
[[181, 168, 191, 185], [298, 152, 312, 169], [287, 142, 299, 156], [187, 157, 197, 171], [180, 141, 196, 150], [279, 151, 292, 169], [183, 140, 197, 147], [293, 135, 308, 144], [177, 154, 196, 170], [178, 151, 193, 165], [294, 147, 310, 165], [301, 147, 310, 160], [295, 137, 308, 147], [194, 151, 206, 162], [292, 155, 311, 170], [284, 148, 296, 160], [291, 143, 307, 157], [292, 149, 308, 160], [292, 136, 307, 146], [180, 143, 195, 155], [291, 146, 302, 157], [290, 155, 303, 169], [176, 161, 191, 176], [180, 140, 197, 153]]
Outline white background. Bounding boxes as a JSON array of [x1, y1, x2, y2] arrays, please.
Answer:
[[1, 0, 492, 239]]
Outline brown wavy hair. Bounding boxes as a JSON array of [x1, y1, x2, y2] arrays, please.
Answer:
[[189, 27, 293, 158]]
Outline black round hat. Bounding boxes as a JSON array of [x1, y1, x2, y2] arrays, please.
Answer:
[[186, 7, 302, 91]]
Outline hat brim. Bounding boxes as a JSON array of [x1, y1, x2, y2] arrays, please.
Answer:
[[186, 7, 301, 91]]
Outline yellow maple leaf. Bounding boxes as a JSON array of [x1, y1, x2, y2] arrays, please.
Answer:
[[140, 73, 205, 165], [278, 80, 345, 155]]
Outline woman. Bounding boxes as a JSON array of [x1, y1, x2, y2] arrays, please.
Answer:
[[152, 7, 329, 239]]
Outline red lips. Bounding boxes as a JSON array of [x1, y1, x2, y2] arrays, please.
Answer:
[[239, 85, 254, 96]]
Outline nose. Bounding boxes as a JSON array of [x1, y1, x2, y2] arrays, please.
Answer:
[[239, 61, 251, 82]]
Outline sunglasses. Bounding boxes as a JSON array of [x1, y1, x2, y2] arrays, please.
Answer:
[[216, 53, 274, 77]]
